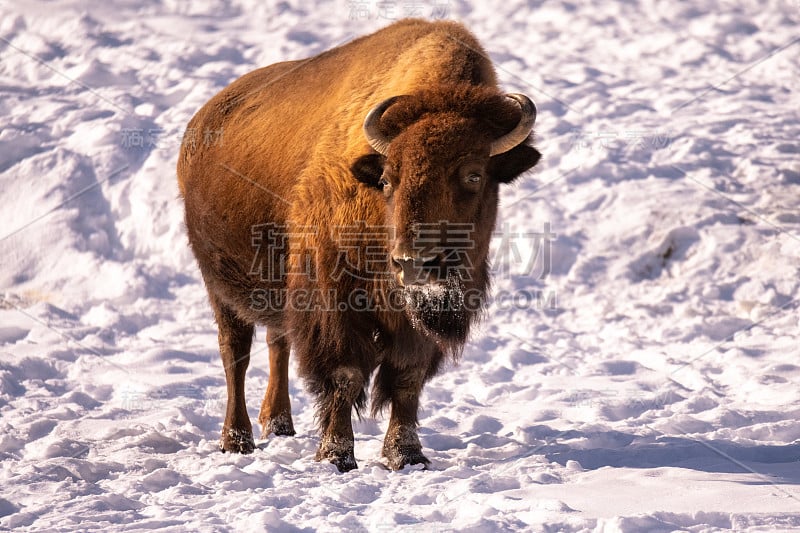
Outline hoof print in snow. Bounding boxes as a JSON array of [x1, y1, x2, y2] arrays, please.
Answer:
[[629, 226, 700, 280], [219, 428, 255, 454]]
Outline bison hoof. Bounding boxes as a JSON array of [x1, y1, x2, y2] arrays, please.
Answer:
[[219, 427, 255, 454], [329, 452, 359, 473], [383, 445, 430, 471], [316, 441, 358, 472], [260, 413, 296, 439]]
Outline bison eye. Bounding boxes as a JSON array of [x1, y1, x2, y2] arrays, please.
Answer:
[[378, 177, 393, 195], [462, 172, 483, 191]]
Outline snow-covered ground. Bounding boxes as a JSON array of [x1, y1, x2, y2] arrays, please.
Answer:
[[1, 0, 799, 530]]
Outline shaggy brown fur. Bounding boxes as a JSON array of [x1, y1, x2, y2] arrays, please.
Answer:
[[177, 18, 540, 472]]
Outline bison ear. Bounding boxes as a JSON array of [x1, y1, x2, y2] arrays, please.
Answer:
[[488, 144, 541, 184], [351, 153, 385, 188]]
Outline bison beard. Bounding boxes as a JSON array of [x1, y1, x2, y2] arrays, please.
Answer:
[[177, 18, 540, 472], [402, 274, 471, 344]]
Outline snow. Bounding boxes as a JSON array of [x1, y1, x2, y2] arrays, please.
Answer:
[[1, 0, 799, 530]]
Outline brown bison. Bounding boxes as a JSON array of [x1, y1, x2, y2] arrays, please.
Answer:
[[177, 18, 540, 472]]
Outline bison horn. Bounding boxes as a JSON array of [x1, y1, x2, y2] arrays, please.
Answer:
[[489, 93, 536, 156], [363, 96, 404, 156]]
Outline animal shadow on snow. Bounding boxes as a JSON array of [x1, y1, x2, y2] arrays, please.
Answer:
[[490, 426, 800, 485]]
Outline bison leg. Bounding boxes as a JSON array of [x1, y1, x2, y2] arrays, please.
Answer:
[[258, 328, 295, 438], [374, 363, 431, 470], [314, 367, 365, 472], [212, 297, 255, 454]]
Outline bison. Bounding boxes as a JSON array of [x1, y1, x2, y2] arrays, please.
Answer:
[[177, 18, 540, 472]]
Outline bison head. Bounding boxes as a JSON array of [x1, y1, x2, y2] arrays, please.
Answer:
[[351, 86, 540, 345]]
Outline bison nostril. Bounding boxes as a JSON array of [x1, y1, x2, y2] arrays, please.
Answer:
[[421, 255, 441, 269], [390, 254, 444, 286], [391, 256, 408, 273]]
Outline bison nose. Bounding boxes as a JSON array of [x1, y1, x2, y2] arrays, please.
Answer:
[[390, 253, 440, 286], [391, 256, 418, 286]]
